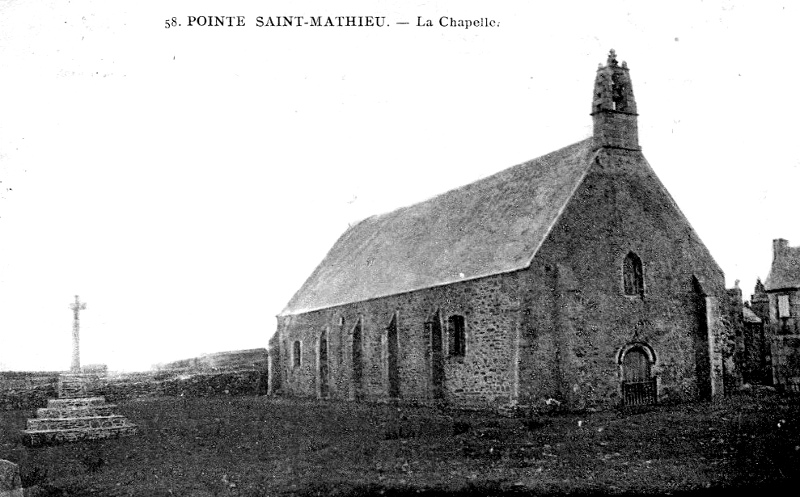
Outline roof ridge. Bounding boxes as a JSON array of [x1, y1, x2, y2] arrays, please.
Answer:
[[366, 138, 595, 224]]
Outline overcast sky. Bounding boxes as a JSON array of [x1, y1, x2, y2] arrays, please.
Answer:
[[1, 0, 798, 371]]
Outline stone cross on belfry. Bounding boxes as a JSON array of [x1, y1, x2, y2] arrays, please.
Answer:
[[69, 295, 87, 373]]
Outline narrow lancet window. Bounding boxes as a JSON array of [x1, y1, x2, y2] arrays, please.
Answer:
[[448, 315, 466, 358], [293, 340, 302, 367], [623, 252, 644, 297]]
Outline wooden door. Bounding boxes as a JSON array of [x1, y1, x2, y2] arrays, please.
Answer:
[[622, 347, 656, 406], [623, 348, 650, 382]]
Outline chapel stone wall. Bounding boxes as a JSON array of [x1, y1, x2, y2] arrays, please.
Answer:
[[517, 148, 726, 409], [277, 272, 521, 408]]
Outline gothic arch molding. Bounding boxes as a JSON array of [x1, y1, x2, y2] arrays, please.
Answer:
[[616, 341, 657, 366]]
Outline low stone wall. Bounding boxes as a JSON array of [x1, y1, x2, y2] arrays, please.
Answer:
[[1, 369, 269, 410], [153, 348, 268, 372], [0, 372, 60, 411], [99, 369, 269, 402], [159, 369, 269, 398]]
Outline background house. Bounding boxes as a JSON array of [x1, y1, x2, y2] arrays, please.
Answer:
[[763, 239, 800, 391], [741, 279, 771, 385]]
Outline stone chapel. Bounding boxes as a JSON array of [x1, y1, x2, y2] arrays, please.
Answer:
[[269, 50, 727, 410]]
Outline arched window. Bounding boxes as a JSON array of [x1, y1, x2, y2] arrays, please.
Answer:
[[337, 316, 346, 368], [292, 341, 301, 368], [623, 252, 644, 297], [318, 330, 329, 398], [319, 330, 328, 358], [352, 318, 363, 396], [447, 315, 466, 358], [386, 314, 399, 398]]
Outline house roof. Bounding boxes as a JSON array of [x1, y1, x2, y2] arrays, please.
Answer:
[[765, 244, 800, 291], [281, 138, 597, 316], [742, 306, 762, 324]]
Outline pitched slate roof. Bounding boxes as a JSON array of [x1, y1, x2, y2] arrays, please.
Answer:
[[742, 306, 762, 324], [282, 138, 597, 316], [765, 243, 800, 291]]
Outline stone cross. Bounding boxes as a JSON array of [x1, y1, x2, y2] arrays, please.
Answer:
[[69, 295, 87, 373]]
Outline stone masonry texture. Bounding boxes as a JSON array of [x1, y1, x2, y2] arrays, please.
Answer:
[[0, 459, 23, 497], [274, 147, 727, 411], [273, 51, 728, 411], [1, 369, 268, 412], [515, 148, 726, 409]]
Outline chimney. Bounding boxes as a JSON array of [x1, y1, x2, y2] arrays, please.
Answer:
[[773, 238, 789, 261]]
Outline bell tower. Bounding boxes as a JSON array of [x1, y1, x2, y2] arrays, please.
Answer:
[[591, 49, 640, 150]]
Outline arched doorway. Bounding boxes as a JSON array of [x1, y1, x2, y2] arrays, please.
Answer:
[[618, 343, 657, 406]]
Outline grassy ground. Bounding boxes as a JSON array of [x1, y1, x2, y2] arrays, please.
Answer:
[[1, 391, 799, 496]]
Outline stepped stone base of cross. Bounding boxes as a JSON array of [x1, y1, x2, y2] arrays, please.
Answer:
[[0, 459, 23, 497], [21, 373, 137, 447]]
